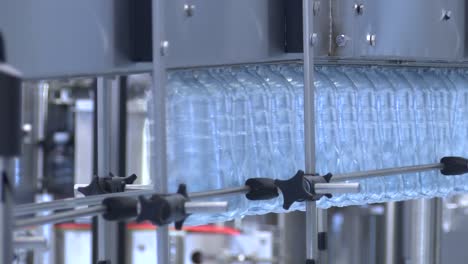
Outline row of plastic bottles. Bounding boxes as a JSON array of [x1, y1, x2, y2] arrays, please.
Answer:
[[159, 64, 468, 225]]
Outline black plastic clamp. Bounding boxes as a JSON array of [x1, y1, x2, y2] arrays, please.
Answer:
[[102, 196, 139, 221], [440, 156, 468, 176], [77, 173, 137, 196], [275, 170, 333, 210], [244, 178, 279, 201], [136, 184, 189, 230]]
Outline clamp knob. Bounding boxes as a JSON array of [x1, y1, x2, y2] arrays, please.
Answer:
[[136, 184, 188, 230], [275, 171, 332, 210], [77, 173, 137, 196]]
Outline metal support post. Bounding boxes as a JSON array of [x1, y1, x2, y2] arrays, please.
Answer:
[[0, 34, 22, 264], [302, 0, 319, 263], [408, 198, 442, 264], [152, 0, 170, 263], [96, 77, 121, 263], [384, 202, 404, 264]]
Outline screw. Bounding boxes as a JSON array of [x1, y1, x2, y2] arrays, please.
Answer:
[[366, 34, 376, 46], [354, 3, 364, 15], [310, 33, 318, 46], [184, 4, 196, 17], [441, 9, 452, 21], [160, 40, 170, 56], [335, 34, 349, 47], [313, 1, 321, 16]]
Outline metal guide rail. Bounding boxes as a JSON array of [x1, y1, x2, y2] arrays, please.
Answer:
[[14, 156, 468, 230]]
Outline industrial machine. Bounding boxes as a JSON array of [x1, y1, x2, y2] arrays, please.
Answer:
[[2, 1, 468, 264]]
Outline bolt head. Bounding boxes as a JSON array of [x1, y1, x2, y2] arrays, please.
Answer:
[[160, 41, 170, 56], [184, 4, 196, 17], [310, 33, 318, 46], [354, 3, 364, 15], [335, 34, 348, 47], [441, 9, 452, 21], [366, 34, 376, 46]]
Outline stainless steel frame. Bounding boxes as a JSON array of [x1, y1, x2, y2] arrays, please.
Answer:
[[96, 77, 121, 263], [151, 1, 170, 263]]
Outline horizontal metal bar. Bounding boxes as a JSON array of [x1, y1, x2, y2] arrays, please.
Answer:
[[74, 184, 153, 192], [13, 236, 48, 250], [15, 201, 228, 229], [189, 186, 250, 199], [314, 183, 360, 194], [18, 163, 443, 217], [331, 163, 444, 182], [15, 190, 154, 217], [185, 201, 229, 214], [15, 206, 106, 229]]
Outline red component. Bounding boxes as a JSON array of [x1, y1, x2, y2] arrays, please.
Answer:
[[55, 222, 241, 236], [55, 223, 91, 230], [127, 222, 240, 236]]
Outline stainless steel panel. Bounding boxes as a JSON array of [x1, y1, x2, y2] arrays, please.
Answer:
[[164, 0, 295, 68], [0, 0, 137, 79], [329, 0, 465, 61], [313, 0, 331, 57]]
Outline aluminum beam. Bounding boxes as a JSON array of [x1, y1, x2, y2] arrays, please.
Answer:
[[152, 0, 170, 263], [96, 78, 121, 264], [303, 0, 319, 263]]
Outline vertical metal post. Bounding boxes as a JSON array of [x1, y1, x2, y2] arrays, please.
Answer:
[[408, 198, 442, 264], [384, 202, 404, 264], [0, 158, 15, 264], [0, 61, 22, 263], [96, 77, 120, 263], [152, 0, 170, 263], [279, 212, 307, 263], [303, 0, 318, 263]]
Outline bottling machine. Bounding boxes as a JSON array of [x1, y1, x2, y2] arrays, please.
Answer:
[[2, 0, 468, 263]]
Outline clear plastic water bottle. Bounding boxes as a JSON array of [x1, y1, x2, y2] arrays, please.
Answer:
[[166, 70, 217, 192], [363, 67, 403, 200], [320, 66, 361, 206], [256, 65, 296, 180], [447, 69, 468, 192], [278, 64, 305, 171], [381, 68, 420, 198], [399, 68, 438, 196], [194, 69, 234, 189], [342, 67, 385, 201]]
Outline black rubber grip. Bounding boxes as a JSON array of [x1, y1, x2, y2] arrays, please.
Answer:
[[306, 260, 316, 264], [318, 232, 328, 251], [245, 178, 279, 200], [440, 157, 468, 176], [102, 197, 138, 221]]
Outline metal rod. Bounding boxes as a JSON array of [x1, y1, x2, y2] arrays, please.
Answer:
[[15, 206, 105, 229], [184, 201, 229, 214], [314, 183, 360, 193], [14, 189, 153, 216], [302, 0, 318, 262], [332, 163, 443, 182], [13, 236, 48, 250], [152, 0, 170, 263], [190, 186, 249, 199], [0, 158, 15, 263]]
